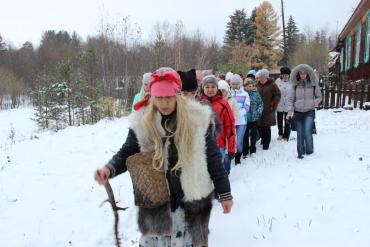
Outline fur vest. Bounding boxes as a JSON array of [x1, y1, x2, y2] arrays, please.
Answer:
[[128, 100, 216, 246]]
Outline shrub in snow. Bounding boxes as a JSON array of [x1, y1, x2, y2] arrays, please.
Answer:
[[364, 102, 370, 110], [343, 104, 354, 110]]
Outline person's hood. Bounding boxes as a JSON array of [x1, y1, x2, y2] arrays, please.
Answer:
[[290, 64, 318, 86]]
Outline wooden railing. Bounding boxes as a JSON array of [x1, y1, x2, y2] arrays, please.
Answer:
[[319, 76, 370, 109]]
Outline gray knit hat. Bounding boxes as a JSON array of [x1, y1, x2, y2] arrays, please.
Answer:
[[230, 74, 243, 84], [202, 75, 218, 88], [256, 69, 269, 78]]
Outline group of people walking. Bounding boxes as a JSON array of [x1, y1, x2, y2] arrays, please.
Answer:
[[94, 64, 322, 246]]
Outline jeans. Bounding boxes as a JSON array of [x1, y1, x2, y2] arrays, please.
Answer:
[[243, 121, 258, 155], [236, 125, 247, 153], [219, 148, 232, 174], [294, 110, 315, 156], [277, 112, 291, 140]]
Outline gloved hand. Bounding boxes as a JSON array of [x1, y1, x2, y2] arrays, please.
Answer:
[[286, 112, 294, 121], [228, 152, 235, 159]]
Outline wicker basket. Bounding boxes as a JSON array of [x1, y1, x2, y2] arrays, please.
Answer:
[[126, 152, 170, 208]]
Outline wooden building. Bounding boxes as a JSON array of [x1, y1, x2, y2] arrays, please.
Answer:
[[331, 0, 370, 81]]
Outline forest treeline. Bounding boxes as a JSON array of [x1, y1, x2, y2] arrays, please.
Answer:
[[0, 1, 335, 130]]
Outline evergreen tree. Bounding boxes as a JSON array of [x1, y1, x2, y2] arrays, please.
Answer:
[[285, 15, 299, 64], [31, 71, 59, 129], [71, 32, 81, 50], [223, 9, 249, 59], [251, 1, 282, 69], [153, 30, 166, 68], [79, 45, 100, 124], [0, 33, 5, 52], [0, 33, 6, 67], [224, 9, 248, 47], [223, 8, 257, 62], [56, 58, 74, 126], [246, 8, 257, 46]]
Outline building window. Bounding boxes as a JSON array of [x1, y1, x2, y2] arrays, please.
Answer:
[[364, 10, 370, 63], [354, 23, 362, 68], [340, 47, 344, 72], [345, 36, 352, 71]]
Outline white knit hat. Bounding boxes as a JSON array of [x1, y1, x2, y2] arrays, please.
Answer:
[[218, 80, 230, 92], [142, 72, 152, 84], [225, 72, 233, 81]]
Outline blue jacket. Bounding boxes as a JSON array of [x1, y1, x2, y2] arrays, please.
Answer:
[[246, 89, 264, 122]]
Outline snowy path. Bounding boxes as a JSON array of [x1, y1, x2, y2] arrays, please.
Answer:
[[0, 108, 370, 247]]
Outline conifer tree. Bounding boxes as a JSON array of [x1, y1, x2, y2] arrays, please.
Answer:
[[251, 1, 282, 69], [0, 33, 5, 52], [246, 8, 257, 46], [223, 9, 249, 59], [285, 15, 300, 62], [224, 9, 249, 47]]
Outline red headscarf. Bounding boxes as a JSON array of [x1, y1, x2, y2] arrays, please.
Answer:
[[133, 67, 182, 111]]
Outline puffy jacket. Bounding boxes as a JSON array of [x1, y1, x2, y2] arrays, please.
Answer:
[[288, 64, 322, 113], [230, 88, 250, 125], [201, 93, 236, 153], [246, 89, 264, 122], [275, 78, 293, 113]]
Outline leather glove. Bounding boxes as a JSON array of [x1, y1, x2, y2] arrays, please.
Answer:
[[228, 152, 235, 159]]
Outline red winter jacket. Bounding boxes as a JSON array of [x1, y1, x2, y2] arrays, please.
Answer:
[[202, 93, 236, 153]]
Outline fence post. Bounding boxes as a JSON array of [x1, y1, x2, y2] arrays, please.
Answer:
[[336, 80, 341, 108], [367, 82, 370, 104], [319, 82, 324, 109], [348, 82, 353, 106], [354, 83, 358, 108], [342, 82, 347, 107], [359, 83, 365, 109], [330, 83, 336, 108], [324, 81, 330, 108]]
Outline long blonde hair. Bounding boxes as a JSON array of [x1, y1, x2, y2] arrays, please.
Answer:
[[142, 95, 196, 171]]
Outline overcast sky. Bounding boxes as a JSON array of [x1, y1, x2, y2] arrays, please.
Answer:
[[0, 0, 361, 47]]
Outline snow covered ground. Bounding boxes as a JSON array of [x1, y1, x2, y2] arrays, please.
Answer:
[[1, 107, 370, 247]]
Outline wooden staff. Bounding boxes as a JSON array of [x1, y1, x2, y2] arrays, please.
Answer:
[[98, 170, 128, 247]]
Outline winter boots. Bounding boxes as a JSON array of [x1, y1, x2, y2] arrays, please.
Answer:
[[235, 153, 242, 165]]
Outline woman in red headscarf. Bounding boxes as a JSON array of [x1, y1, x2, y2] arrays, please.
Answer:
[[95, 67, 233, 247]]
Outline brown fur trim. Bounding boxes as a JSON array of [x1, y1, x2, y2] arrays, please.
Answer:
[[182, 193, 214, 246], [137, 203, 172, 236]]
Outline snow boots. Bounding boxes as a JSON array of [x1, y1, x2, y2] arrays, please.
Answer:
[[235, 153, 242, 165]]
